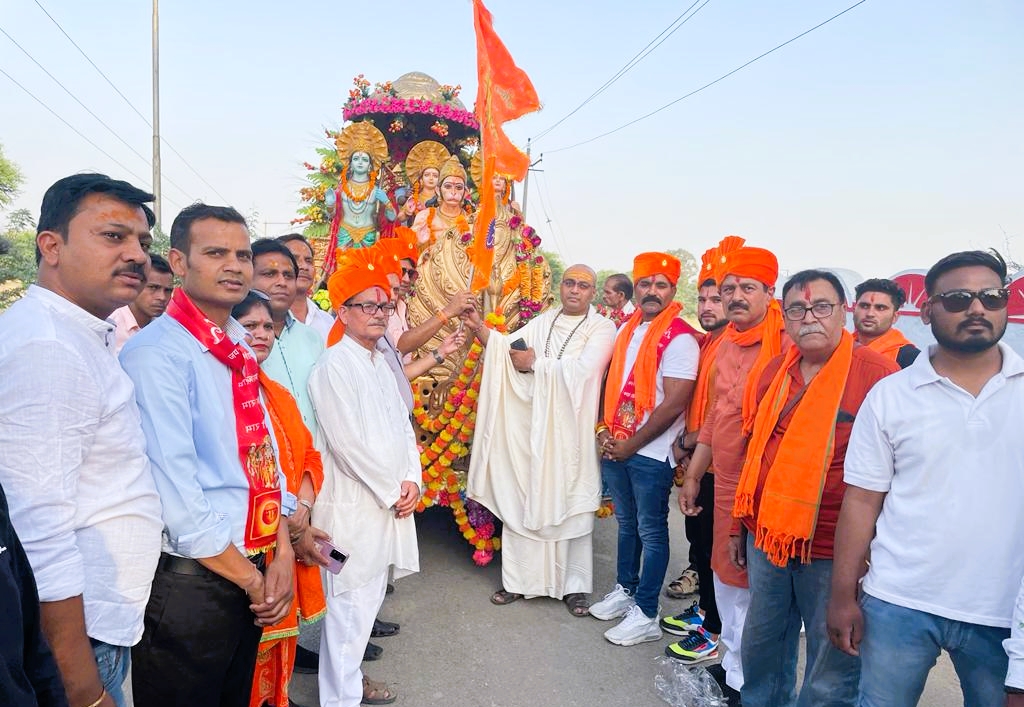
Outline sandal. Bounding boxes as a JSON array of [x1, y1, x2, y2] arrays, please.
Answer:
[[490, 589, 524, 605], [666, 567, 699, 599], [362, 676, 397, 705], [564, 592, 590, 617]]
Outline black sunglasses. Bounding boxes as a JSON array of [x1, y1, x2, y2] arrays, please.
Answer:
[[929, 288, 1009, 313]]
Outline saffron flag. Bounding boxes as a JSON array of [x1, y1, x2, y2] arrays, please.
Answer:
[[469, 0, 540, 292]]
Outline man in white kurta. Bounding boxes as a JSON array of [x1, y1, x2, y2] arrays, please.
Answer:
[[467, 265, 616, 610], [309, 271, 421, 707]]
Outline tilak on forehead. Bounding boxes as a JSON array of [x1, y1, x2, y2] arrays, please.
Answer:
[[563, 265, 596, 285]]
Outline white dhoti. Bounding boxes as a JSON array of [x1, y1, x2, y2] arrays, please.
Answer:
[[318, 570, 388, 707], [468, 306, 616, 599], [714, 573, 750, 691]]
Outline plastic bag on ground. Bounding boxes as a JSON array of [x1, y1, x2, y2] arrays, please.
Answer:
[[654, 657, 727, 707]]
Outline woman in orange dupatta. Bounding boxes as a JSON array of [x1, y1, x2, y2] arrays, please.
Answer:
[[232, 292, 328, 707]]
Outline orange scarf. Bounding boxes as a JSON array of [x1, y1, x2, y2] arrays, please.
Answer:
[[722, 299, 786, 434], [686, 332, 726, 431], [862, 327, 913, 361], [603, 301, 683, 428], [258, 371, 327, 639], [734, 330, 854, 567]]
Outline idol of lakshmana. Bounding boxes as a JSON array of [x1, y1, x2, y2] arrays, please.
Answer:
[[399, 140, 450, 223], [322, 121, 397, 275]]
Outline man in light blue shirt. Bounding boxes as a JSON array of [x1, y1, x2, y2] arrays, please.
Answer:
[[251, 238, 324, 435], [121, 203, 296, 707]]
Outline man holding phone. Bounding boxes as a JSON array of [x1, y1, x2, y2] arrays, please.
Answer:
[[309, 250, 421, 707]]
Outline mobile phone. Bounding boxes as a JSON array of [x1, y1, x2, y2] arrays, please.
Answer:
[[510, 337, 527, 351], [314, 539, 349, 574]]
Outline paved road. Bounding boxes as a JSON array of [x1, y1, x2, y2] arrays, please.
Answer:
[[290, 504, 964, 707]]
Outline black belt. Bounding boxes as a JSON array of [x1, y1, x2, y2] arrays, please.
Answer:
[[157, 551, 266, 577]]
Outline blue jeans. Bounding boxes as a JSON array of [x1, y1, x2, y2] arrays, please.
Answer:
[[91, 638, 130, 707], [601, 453, 675, 617], [858, 593, 1009, 707], [741, 536, 859, 707]]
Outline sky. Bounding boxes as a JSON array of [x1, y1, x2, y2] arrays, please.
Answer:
[[1, 0, 1021, 279]]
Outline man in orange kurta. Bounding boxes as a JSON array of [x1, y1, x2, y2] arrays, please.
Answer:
[[678, 245, 788, 695]]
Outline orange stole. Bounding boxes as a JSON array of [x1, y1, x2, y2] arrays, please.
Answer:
[[251, 372, 327, 707], [862, 327, 913, 360], [686, 332, 726, 431], [733, 331, 854, 567], [721, 300, 786, 434]]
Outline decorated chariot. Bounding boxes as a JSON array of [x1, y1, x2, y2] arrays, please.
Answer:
[[294, 71, 553, 565]]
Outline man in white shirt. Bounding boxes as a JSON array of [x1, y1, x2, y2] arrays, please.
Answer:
[[599, 272, 636, 328], [1005, 574, 1024, 704], [0, 173, 164, 707], [590, 252, 700, 646], [309, 251, 421, 707], [279, 233, 335, 340], [109, 252, 173, 353], [828, 250, 1024, 707]]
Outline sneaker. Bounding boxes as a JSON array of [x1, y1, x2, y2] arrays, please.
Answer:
[[588, 584, 636, 621], [664, 626, 719, 665], [604, 604, 662, 646], [660, 599, 703, 635]]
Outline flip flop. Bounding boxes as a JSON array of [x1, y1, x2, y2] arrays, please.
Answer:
[[361, 676, 397, 705], [490, 589, 524, 605], [564, 593, 590, 617], [362, 642, 383, 662]]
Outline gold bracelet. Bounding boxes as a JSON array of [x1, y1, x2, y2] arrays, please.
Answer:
[[82, 687, 107, 707], [594, 423, 609, 435]]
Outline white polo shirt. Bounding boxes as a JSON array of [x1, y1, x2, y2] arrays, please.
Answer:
[[845, 342, 1024, 628]]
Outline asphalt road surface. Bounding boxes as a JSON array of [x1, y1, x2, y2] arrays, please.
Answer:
[[289, 503, 965, 707]]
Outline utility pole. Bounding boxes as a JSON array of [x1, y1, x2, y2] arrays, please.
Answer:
[[520, 139, 543, 220], [152, 0, 162, 226]]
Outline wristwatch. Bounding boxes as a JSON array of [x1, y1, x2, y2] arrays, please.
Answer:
[[431, 349, 444, 365]]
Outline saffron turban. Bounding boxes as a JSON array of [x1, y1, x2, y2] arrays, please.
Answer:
[[700, 235, 746, 287], [633, 251, 681, 286], [720, 246, 778, 288], [369, 241, 403, 278], [327, 249, 391, 312]]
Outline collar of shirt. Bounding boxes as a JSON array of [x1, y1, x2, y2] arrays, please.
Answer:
[[282, 310, 297, 333], [909, 341, 1024, 389], [27, 284, 117, 348], [342, 333, 379, 362]]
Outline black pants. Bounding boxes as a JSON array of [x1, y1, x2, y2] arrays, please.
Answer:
[[132, 554, 264, 707], [683, 473, 721, 635]]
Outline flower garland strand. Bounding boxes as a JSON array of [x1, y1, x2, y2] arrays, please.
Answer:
[[413, 310, 508, 565]]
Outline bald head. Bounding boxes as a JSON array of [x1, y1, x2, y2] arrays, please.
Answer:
[[561, 263, 598, 315]]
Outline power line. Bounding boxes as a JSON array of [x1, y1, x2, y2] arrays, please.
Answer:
[[32, 0, 231, 205], [546, 0, 869, 155], [0, 25, 193, 202], [533, 0, 714, 142], [533, 172, 572, 263]]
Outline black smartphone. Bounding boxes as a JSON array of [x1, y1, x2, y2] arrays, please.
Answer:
[[510, 338, 527, 351]]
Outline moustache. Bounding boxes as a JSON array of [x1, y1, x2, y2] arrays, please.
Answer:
[[728, 302, 749, 311], [114, 263, 147, 278], [798, 324, 826, 337], [641, 295, 662, 305], [959, 318, 993, 332]]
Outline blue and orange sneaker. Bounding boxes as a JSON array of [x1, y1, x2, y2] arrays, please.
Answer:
[[664, 626, 719, 665], [659, 599, 703, 635]]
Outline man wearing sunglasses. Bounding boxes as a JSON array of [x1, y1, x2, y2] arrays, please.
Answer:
[[731, 270, 898, 706], [829, 250, 1024, 707], [851, 278, 921, 369]]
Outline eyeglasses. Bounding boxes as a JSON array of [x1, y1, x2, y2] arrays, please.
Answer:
[[346, 301, 397, 316], [929, 288, 1009, 313], [561, 278, 593, 291], [401, 267, 419, 281], [783, 302, 839, 321]]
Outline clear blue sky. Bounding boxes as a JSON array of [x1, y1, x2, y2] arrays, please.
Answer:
[[2, 0, 1021, 278]]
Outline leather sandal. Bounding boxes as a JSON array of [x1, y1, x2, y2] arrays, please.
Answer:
[[490, 589, 524, 605], [361, 676, 397, 705], [564, 592, 590, 617]]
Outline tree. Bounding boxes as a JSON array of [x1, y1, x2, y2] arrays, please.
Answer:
[[0, 228, 36, 311], [540, 248, 564, 301], [0, 143, 24, 210], [667, 248, 699, 318]]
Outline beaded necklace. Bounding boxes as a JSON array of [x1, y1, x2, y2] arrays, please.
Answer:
[[543, 309, 589, 360]]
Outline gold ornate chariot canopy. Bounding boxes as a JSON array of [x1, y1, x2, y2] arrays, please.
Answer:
[[334, 121, 389, 168], [438, 155, 467, 185]]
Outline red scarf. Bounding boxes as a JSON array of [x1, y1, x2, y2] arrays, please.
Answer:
[[167, 289, 281, 555]]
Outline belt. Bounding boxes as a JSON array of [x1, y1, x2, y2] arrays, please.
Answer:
[[157, 552, 266, 577]]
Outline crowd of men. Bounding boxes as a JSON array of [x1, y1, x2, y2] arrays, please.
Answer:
[[1, 172, 1023, 707]]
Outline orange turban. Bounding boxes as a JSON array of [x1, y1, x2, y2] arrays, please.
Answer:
[[392, 226, 419, 263], [369, 241, 403, 278], [700, 235, 746, 287], [633, 252, 681, 285], [326, 249, 391, 346], [720, 246, 778, 287]]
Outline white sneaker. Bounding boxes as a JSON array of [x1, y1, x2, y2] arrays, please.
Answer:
[[588, 584, 636, 621], [604, 604, 663, 646]]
